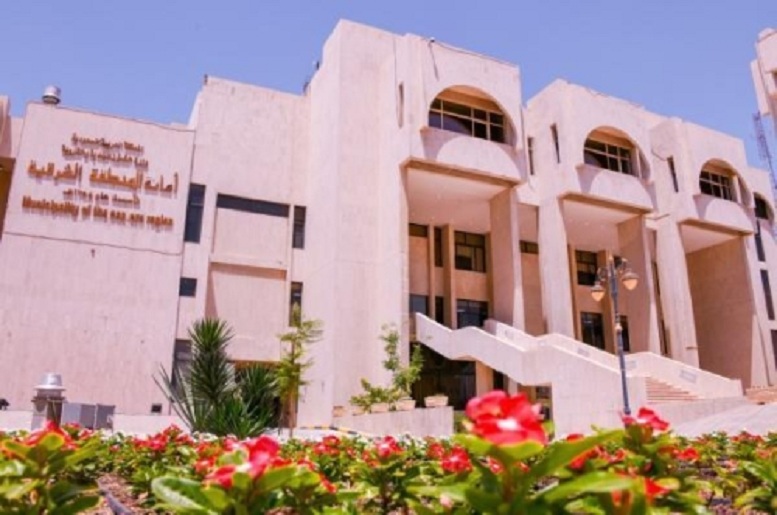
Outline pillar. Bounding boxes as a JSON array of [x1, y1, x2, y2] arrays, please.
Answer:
[[489, 187, 525, 328], [538, 199, 575, 335]]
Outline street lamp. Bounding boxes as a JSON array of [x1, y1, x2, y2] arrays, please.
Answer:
[[590, 256, 639, 415]]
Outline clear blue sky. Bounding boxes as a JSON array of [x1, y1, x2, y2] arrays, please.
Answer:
[[2, 1, 775, 163]]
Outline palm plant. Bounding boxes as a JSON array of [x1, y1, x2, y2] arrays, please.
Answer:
[[155, 318, 278, 438]]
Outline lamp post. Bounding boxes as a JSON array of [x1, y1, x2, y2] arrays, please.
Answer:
[[590, 256, 639, 416]]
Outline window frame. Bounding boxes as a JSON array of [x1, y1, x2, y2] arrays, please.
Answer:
[[454, 231, 487, 273], [584, 138, 633, 175], [456, 299, 489, 328], [179, 277, 197, 297], [184, 184, 206, 243], [292, 206, 307, 249], [699, 170, 735, 201], [580, 311, 605, 350], [289, 282, 303, 325], [429, 98, 507, 144], [575, 250, 599, 286]]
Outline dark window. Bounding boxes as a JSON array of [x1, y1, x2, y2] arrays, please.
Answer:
[[493, 370, 505, 391], [520, 240, 539, 254], [619, 315, 630, 352], [455, 231, 486, 272], [755, 197, 770, 220], [576, 250, 599, 286], [756, 223, 766, 262], [179, 277, 197, 297], [584, 139, 633, 175], [668, 157, 679, 192], [434, 296, 445, 325], [184, 184, 205, 243], [292, 206, 306, 249], [699, 171, 734, 201], [772, 330, 777, 369], [289, 282, 303, 324], [761, 270, 774, 320], [457, 299, 489, 328], [409, 294, 429, 316], [527, 137, 535, 175], [409, 224, 428, 238], [434, 227, 443, 267], [216, 193, 289, 217], [429, 98, 506, 143], [171, 339, 193, 392], [580, 312, 605, 350], [551, 125, 560, 163]]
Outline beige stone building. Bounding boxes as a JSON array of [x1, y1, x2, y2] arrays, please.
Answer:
[[0, 21, 775, 434]]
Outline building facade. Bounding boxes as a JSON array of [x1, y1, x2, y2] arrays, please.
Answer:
[[0, 21, 775, 429]]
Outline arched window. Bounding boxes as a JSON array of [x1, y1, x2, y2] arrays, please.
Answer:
[[583, 129, 639, 176], [699, 161, 740, 202], [428, 88, 510, 144]]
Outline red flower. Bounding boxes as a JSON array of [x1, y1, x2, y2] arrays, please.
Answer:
[[441, 446, 472, 474], [674, 447, 699, 462], [244, 436, 280, 477], [427, 441, 445, 459], [320, 476, 337, 493], [465, 391, 547, 446], [644, 477, 670, 502], [206, 464, 239, 489], [375, 436, 402, 460], [487, 456, 503, 474], [24, 420, 75, 450], [622, 407, 669, 432]]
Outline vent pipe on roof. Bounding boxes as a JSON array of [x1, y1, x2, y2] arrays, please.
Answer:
[[42, 86, 61, 105]]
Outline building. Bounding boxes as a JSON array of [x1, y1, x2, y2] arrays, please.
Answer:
[[0, 21, 775, 433]]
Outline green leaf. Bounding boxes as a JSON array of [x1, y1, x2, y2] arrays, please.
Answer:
[[526, 430, 621, 484], [201, 487, 230, 511], [256, 465, 298, 492], [464, 487, 502, 513], [539, 471, 637, 504], [0, 479, 39, 500], [2, 441, 33, 461], [0, 460, 25, 477], [36, 432, 66, 452], [152, 476, 222, 514], [49, 495, 101, 515]]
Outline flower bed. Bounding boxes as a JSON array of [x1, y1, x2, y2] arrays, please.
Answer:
[[1, 391, 774, 513]]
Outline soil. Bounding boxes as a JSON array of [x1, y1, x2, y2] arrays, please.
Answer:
[[82, 474, 159, 514]]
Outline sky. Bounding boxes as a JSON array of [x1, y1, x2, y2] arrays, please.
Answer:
[[2, 1, 775, 164]]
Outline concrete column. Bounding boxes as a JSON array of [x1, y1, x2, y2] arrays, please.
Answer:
[[427, 224, 437, 323], [618, 216, 661, 354], [538, 199, 575, 336], [476, 362, 494, 395], [442, 225, 457, 328], [489, 188, 525, 328], [655, 219, 699, 366]]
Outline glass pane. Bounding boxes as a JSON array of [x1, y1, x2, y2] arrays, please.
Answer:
[[490, 125, 505, 143], [473, 109, 487, 120], [473, 122, 487, 139], [428, 112, 443, 128], [447, 102, 472, 117], [442, 115, 472, 135]]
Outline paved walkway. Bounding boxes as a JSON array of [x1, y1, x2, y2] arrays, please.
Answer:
[[673, 403, 777, 437]]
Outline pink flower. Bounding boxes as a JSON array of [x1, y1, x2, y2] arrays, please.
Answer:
[[375, 436, 402, 460], [441, 446, 472, 474], [622, 407, 669, 432], [465, 391, 547, 446]]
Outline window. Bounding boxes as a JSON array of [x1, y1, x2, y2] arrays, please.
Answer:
[[292, 206, 306, 249], [756, 223, 766, 262], [457, 299, 489, 328], [217, 193, 289, 217], [761, 270, 774, 320], [409, 224, 428, 238], [184, 184, 205, 243], [170, 339, 193, 392], [527, 137, 535, 175], [289, 282, 303, 324], [520, 240, 539, 254], [576, 250, 599, 286], [619, 316, 630, 352], [699, 170, 734, 201], [429, 98, 506, 143], [435, 296, 445, 325], [584, 139, 633, 175], [455, 231, 486, 272], [772, 330, 777, 369], [551, 125, 560, 163], [667, 157, 679, 193], [179, 277, 197, 297], [409, 294, 429, 316], [755, 196, 770, 220], [580, 312, 605, 350], [434, 227, 443, 267]]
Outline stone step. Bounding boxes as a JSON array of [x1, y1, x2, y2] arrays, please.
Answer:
[[646, 377, 698, 402]]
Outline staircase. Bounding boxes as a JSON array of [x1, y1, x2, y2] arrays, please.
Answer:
[[646, 378, 698, 403]]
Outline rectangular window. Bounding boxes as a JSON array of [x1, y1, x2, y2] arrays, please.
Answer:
[[455, 231, 487, 272], [171, 339, 193, 392], [292, 206, 306, 249], [761, 270, 774, 320], [429, 98, 506, 143], [179, 277, 197, 297], [457, 299, 489, 328], [667, 157, 679, 193], [619, 316, 630, 352], [434, 227, 443, 267], [551, 124, 560, 163], [772, 330, 777, 369], [699, 171, 734, 201], [409, 223, 428, 238], [583, 139, 633, 175], [216, 193, 289, 217], [434, 296, 445, 325], [755, 197, 770, 220], [184, 184, 205, 243], [527, 137, 535, 175], [520, 240, 539, 254], [580, 312, 605, 350], [409, 294, 429, 315], [756, 223, 766, 262], [576, 250, 599, 286], [289, 282, 303, 324]]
